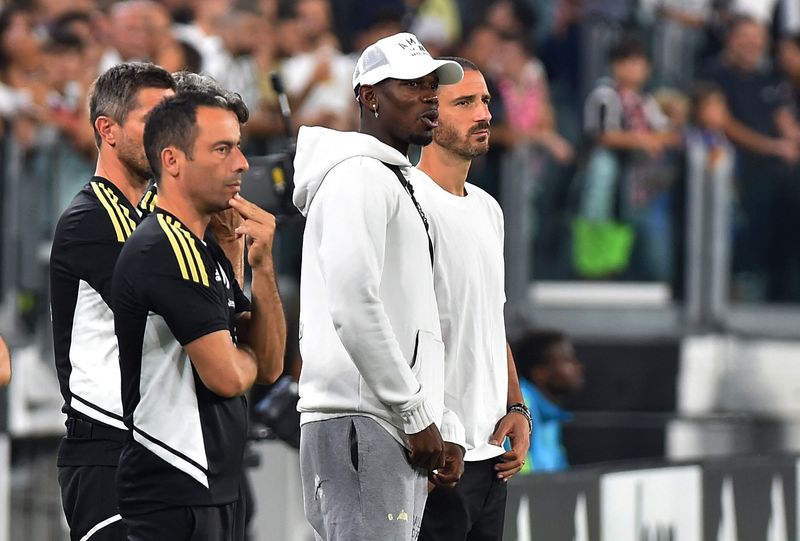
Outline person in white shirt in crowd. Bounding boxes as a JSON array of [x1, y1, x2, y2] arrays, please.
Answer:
[[281, 0, 357, 131], [208, 10, 272, 113], [98, 1, 152, 73], [292, 32, 465, 540], [411, 57, 531, 541], [172, 0, 230, 76]]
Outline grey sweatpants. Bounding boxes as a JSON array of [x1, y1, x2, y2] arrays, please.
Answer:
[[300, 416, 428, 541]]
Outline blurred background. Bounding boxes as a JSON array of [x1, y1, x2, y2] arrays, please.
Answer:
[[2, 0, 800, 539]]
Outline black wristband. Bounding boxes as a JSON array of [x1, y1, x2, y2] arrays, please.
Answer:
[[507, 402, 532, 433]]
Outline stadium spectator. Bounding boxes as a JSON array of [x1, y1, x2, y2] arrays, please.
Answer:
[[512, 329, 584, 473], [292, 33, 464, 540], [704, 15, 800, 300], [49, 10, 106, 83], [98, 1, 153, 72], [211, 10, 264, 108], [495, 32, 574, 165], [485, 0, 537, 37], [41, 31, 97, 211], [583, 36, 680, 281], [682, 82, 735, 315], [280, 0, 357, 131], [0, 5, 47, 146], [173, 0, 231, 75]]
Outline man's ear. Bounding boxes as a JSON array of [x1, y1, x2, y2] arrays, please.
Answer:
[[359, 84, 378, 112], [161, 146, 181, 178], [94, 116, 116, 147]]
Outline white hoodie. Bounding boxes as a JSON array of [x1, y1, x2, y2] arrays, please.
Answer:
[[293, 126, 465, 448]]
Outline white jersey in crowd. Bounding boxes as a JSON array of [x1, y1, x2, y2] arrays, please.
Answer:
[[410, 168, 509, 461], [292, 126, 465, 449]]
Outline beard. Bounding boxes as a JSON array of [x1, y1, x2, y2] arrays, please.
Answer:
[[433, 121, 490, 158], [117, 136, 153, 183]]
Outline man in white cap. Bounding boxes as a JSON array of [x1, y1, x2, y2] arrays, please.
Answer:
[[292, 33, 465, 540]]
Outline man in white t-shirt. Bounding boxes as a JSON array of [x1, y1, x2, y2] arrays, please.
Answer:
[[411, 57, 531, 541]]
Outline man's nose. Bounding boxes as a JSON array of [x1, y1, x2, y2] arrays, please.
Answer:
[[478, 103, 492, 123], [234, 147, 249, 172], [422, 92, 438, 104]]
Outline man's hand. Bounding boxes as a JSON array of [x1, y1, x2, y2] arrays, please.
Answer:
[[228, 194, 277, 270], [430, 442, 465, 488], [210, 208, 246, 285], [209, 207, 243, 243], [489, 412, 531, 481], [407, 423, 446, 471]]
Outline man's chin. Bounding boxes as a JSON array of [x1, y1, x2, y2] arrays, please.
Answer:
[[409, 132, 434, 146]]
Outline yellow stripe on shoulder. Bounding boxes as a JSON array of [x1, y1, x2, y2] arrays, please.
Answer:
[[139, 190, 158, 213], [157, 213, 190, 281], [100, 185, 137, 236], [91, 182, 125, 242], [173, 223, 210, 287], [164, 216, 201, 284]]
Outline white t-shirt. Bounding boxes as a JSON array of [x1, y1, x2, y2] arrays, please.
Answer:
[[281, 48, 355, 119], [411, 168, 509, 461]]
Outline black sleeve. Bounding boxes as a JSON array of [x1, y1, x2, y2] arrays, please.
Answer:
[[143, 251, 231, 346], [52, 203, 126, 306]]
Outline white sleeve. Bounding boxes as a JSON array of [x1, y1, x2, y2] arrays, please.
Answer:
[[315, 160, 436, 434], [440, 408, 466, 448]]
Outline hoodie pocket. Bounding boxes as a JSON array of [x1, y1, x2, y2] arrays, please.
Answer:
[[410, 330, 445, 423]]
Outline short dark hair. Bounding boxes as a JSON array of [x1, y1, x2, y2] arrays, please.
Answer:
[[608, 35, 647, 64], [43, 31, 84, 54], [438, 56, 478, 72], [88, 62, 176, 147], [511, 329, 567, 380], [143, 89, 249, 178], [173, 71, 223, 94]]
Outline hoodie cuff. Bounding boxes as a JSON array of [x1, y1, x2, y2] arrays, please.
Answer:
[[440, 409, 466, 449], [399, 399, 437, 435]]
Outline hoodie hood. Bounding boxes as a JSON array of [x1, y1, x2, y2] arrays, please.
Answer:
[[292, 126, 412, 215]]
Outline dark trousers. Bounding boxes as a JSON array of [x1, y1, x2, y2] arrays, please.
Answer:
[[59, 465, 125, 541], [123, 499, 246, 541], [419, 458, 508, 541]]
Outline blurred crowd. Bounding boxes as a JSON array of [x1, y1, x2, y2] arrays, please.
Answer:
[[3, 0, 800, 337]]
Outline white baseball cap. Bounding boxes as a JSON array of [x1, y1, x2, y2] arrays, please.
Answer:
[[352, 32, 464, 92]]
